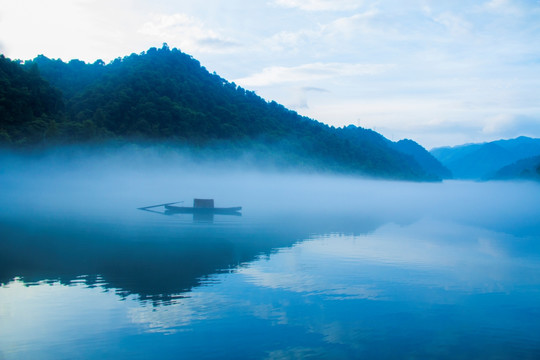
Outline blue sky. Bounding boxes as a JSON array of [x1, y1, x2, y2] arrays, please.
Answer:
[[1, 0, 539, 148]]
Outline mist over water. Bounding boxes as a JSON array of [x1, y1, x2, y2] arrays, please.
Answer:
[[1, 145, 538, 227], [1, 146, 540, 359]]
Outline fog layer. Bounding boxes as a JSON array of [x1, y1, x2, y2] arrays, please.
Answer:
[[1, 146, 539, 235]]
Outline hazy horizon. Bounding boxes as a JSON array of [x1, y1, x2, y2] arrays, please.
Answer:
[[1, 145, 539, 222]]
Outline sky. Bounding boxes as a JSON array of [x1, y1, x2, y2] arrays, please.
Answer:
[[1, 0, 540, 148]]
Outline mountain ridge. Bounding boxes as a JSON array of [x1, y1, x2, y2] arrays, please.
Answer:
[[1, 45, 446, 181], [492, 155, 540, 181], [431, 136, 540, 180]]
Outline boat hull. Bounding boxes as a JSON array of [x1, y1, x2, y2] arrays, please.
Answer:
[[164, 205, 242, 215]]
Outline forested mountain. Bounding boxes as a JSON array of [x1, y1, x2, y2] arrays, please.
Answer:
[[431, 137, 540, 179], [0, 55, 64, 144], [492, 155, 540, 181], [391, 139, 452, 179], [1, 45, 445, 180]]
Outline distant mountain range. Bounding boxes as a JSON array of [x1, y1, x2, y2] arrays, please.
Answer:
[[0, 45, 449, 181], [492, 155, 540, 181], [431, 137, 540, 180]]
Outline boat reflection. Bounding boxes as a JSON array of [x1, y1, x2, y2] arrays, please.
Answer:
[[0, 211, 385, 305]]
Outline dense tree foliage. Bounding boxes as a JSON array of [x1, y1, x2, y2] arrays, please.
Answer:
[[0, 55, 63, 145], [492, 155, 540, 181], [392, 138, 452, 179], [1, 45, 442, 180]]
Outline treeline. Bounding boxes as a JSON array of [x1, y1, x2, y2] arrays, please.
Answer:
[[0, 45, 446, 180], [0, 55, 63, 144]]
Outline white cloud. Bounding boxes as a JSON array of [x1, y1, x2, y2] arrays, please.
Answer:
[[267, 9, 380, 51], [478, 0, 528, 15], [235, 62, 393, 87], [432, 12, 472, 36], [482, 113, 515, 134], [484, 0, 513, 11], [481, 114, 540, 139], [0, 0, 143, 61], [138, 13, 239, 53], [486, 0, 508, 7], [288, 86, 330, 109], [268, 28, 320, 52], [241, 265, 380, 300], [326, 10, 380, 36], [272, 0, 364, 11]]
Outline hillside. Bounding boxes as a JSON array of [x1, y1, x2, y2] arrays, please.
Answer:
[[392, 139, 452, 179], [431, 137, 540, 179], [1, 45, 444, 180], [0, 55, 64, 144], [492, 155, 540, 181]]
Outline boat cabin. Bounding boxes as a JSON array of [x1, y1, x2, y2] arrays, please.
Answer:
[[194, 198, 214, 209]]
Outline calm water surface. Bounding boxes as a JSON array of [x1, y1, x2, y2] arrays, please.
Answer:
[[1, 157, 539, 359]]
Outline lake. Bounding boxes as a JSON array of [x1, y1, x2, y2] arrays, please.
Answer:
[[1, 149, 540, 359]]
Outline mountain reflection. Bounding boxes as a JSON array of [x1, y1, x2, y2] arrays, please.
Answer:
[[2, 212, 539, 359], [0, 213, 385, 305]]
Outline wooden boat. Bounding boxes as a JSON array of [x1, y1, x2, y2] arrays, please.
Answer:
[[164, 204, 242, 215], [139, 198, 242, 216]]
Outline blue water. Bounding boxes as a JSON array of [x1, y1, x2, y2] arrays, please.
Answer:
[[1, 157, 539, 359]]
